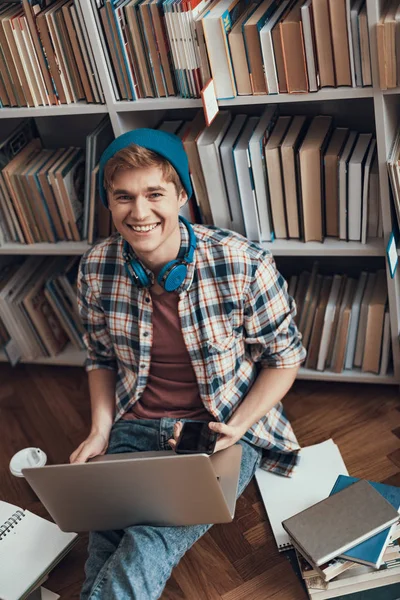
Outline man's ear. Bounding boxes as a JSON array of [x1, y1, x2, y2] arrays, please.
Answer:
[[179, 190, 188, 207]]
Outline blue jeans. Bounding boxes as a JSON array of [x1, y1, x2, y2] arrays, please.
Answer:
[[81, 418, 262, 600]]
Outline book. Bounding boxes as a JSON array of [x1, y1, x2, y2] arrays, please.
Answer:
[[260, 0, 291, 94], [361, 138, 377, 244], [324, 128, 349, 238], [255, 439, 348, 552], [248, 105, 278, 242], [344, 271, 368, 369], [281, 115, 308, 239], [229, 4, 256, 96], [298, 115, 332, 242], [348, 133, 372, 241], [264, 115, 292, 239], [330, 475, 400, 568], [219, 114, 247, 236], [301, 0, 318, 92], [197, 110, 232, 229], [0, 500, 77, 600], [353, 271, 376, 368], [232, 116, 260, 240], [282, 480, 399, 568], [243, 0, 279, 95], [298, 543, 400, 597], [202, 0, 244, 99], [328, 0, 352, 86], [312, 0, 335, 87], [338, 130, 358, 241], [280, 0, 308, 93], [362, 269, 388, 374], [331, 277, 357, 373]]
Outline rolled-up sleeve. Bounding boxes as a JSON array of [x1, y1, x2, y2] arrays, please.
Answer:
[[244, 253, 306, 368], [77, 258, 117, 372]]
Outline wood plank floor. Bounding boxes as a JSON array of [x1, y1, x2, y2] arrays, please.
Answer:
[[0, 363, 399, 599]]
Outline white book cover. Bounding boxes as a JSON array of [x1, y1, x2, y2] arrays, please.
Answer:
[[338, 131, 358, 240], [348, 133, 372, 241], [197, 111, 232, 229], [360, 139, 376, 244], [301, 0, 318, 92], [317, 274, 343, 371], [260, 1, 290, 95], [248, 105, 278, 242], [0, 501, 77, 600], [350, 0, 364, 87], [353, 272, 376, 368], [344, 271, 368, 370], [220, 114, 248, 236], [380, 309, 391, 376], [233, 116, 260, 241], [202, 0, 237, 99], [255, 439, 348, 552]]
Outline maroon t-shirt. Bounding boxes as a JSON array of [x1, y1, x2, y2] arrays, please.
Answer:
[[123, 290, 211, 421]]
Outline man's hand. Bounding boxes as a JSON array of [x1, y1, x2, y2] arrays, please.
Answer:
[[168, 421, 245, 453], [208, 421, 245, 452], [69, 431, 109, 464]]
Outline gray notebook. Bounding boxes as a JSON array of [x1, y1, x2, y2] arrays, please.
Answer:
[[282, 479, 399, 566]]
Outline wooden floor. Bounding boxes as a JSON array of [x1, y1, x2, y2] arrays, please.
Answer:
[[1, 363, 399, 600]]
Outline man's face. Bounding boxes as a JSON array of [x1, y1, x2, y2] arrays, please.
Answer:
[[108, 166, 187, 268]]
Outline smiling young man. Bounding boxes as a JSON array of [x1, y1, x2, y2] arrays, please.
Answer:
[[71, 128, 306, 600]]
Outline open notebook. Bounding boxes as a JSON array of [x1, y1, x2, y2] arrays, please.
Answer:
[[0, 500, 77, 600], [255, 439, 348, 551]]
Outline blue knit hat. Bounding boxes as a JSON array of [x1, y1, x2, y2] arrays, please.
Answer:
[[98, 128, 193, 207]]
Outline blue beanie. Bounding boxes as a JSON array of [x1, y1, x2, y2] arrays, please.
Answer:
[[98, 128, 193, 207]]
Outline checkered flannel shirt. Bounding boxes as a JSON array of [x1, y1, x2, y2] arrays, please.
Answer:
[[77, 222, 306, 476]]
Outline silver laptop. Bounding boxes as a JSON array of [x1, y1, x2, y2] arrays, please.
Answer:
[[22, 445, 242, 532]]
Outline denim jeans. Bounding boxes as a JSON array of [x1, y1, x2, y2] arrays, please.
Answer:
[[80, 418, 262, 600]]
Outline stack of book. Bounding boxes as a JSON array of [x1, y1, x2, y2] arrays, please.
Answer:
[[0, 1, 104, 108], [89, 0, 372, 100], [291, 264, 391, 374], [283, 476, 400, 599], [0, 117, 114, 245], [0, 256, 85, 363], [376, 0, 400, 90], [165, 108, 382, 245]]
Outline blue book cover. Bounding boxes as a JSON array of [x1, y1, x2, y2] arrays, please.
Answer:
[[330, 475, 400, 568]]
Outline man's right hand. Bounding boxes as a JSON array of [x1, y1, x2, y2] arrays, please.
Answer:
[[69, 431, 109, 464]]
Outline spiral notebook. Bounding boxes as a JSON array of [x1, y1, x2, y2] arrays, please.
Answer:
[[255, 439, 348, 551], [0, 500, 78, 600]]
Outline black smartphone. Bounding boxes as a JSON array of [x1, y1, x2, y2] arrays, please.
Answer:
[[175, 421, 218, 455]]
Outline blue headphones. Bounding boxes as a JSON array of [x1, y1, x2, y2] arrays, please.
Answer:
[[122, 216, 197, 292]]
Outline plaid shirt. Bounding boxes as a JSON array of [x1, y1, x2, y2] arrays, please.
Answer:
[[77, 222, 306, 476]]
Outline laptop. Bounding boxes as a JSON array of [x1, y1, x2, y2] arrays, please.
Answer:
[[22, 445, 242, 532]]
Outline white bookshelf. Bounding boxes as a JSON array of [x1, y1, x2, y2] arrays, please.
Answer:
[[0, 241, 92, 255], [297, 368, 398, 385], [0, 0, 399, 384], [0, 345, 85, 367], [263, 238, 385, 257]]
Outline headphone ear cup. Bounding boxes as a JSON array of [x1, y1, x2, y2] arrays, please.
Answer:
[[127, 259, 151, 287], [158, 260, 187, 292]]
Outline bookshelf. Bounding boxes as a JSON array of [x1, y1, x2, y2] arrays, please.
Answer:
[[0, 0, 399, 385]]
